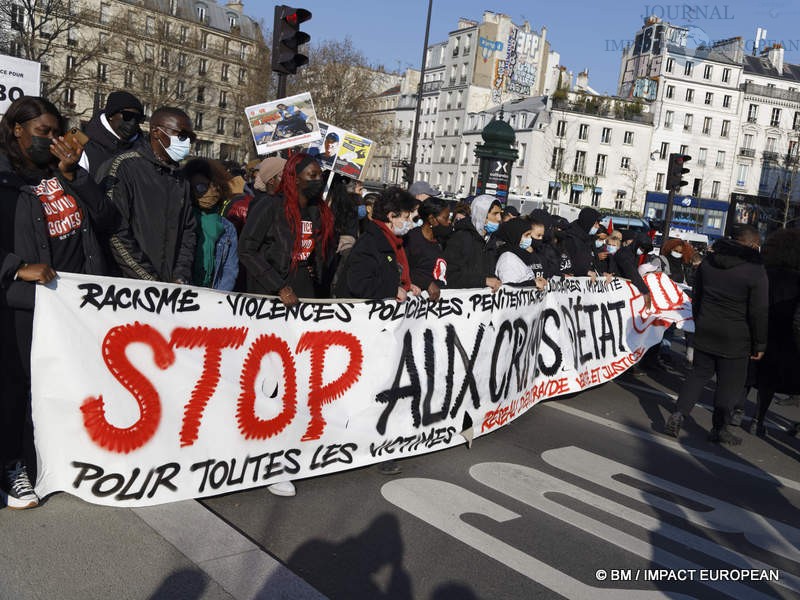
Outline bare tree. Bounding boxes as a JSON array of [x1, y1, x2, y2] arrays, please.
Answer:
[[622, 165, 645, 216], [0, 0, 112, 112], [287, 37, 397, 148]]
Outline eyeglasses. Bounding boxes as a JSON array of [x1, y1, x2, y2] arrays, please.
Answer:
[[158, 126, 197, 143], [119, 110, 145, 124]]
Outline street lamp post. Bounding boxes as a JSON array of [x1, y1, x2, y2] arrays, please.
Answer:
[[407, 0, 433, 185]]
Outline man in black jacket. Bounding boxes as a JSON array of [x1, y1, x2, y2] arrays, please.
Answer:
[[665, 224, 768, 445], [79, 91, 144, 176], [97, 106, 196, 283]]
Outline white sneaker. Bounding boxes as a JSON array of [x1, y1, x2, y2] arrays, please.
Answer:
[[267, 481, 296, 497]]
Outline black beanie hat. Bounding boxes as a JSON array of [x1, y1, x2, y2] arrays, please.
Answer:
[[577, 207, 601, 233], [104, 91, 144, 117]]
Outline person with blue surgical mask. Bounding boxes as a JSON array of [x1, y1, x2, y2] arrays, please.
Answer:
[[97, 106, 197, 283]]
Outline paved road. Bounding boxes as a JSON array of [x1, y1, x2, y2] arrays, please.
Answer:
[[2, 365, 799, 600]]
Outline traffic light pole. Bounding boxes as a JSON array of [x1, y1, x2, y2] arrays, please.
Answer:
[[276, 73, 287, 99], [661, 187, 676, 243]]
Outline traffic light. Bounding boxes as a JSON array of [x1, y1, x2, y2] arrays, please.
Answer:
[[666, 153, 691, 191], [271, 5, 312, 75], [401, 160, 413, 184]]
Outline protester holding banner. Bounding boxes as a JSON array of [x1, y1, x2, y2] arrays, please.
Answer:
[[182, 158, 238, 291], [494, 217, 547, 289], [612, 231, 653, 309], [239, 153, 335, 309], [404, 197, 451, 302], [443, 194, 502, 291], [666, 225, 768, 445], [0, 96, 116, 509], [561, 207, 602, 277]]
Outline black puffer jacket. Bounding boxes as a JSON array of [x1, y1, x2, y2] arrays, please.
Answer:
[[692, 239, 769, 358], [81, 111, 141, 177], [340, 220, 403, 299], [561, 207, 600, 276], [0, 153, 115, 309], [443, 217, 497, 288], [238, 192, 331, 295], [96, 141, 196, 282], [755, 267, 800, 393]]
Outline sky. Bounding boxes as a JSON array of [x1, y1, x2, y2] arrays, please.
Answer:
[[248, 0, 800, 96]]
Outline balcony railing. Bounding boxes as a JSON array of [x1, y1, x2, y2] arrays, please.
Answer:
[[739, 147, 756, 158], [762, 151, 779, 162], [740, 81, 800, 103]]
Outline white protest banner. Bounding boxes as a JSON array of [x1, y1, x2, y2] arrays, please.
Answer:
[[0, 54, 41, 116], [32, 272, 692, 507], [245, 92, 321, 155]]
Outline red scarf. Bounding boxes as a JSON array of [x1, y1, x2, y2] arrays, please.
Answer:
[[374, 220, 411, 291]]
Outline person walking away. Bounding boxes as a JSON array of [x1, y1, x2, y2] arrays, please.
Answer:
[[665, 225, 768, 445]]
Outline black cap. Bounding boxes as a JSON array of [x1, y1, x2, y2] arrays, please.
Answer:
[[104, 91, 144, 117]]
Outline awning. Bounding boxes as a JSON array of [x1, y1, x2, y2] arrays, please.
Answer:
[[572, 184, 584, 192], [548, 181, 561, 189], [593, 187, 603, 194]]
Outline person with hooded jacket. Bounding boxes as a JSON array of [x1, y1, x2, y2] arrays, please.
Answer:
[[665, 224, 768, 445], [561, 207, 601, 277], [96, 106, 197, 283], [494, 218, 547, 288], [78, 91, 145, 177], [609, 230, 652, 309], [443, 194, 502, 291]]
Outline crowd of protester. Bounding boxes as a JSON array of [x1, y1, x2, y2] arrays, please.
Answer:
[[1, 92, 797, 510]]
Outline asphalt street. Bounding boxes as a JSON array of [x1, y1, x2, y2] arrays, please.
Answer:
[[1, 362, 799, 600]]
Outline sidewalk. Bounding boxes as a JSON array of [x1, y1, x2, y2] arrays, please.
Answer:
[[0, 492, 327, 600]]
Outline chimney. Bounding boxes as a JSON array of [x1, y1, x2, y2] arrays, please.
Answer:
[[226, 1, 244, 13], [576, 69, 589, 90], [767, 43, 784, 74]]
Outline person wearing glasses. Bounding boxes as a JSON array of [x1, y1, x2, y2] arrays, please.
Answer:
[[79, 91, 145, 177], [97, 106, 197, 283]]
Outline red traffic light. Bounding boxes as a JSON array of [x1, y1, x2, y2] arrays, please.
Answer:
[[285, 9, 311, 26]]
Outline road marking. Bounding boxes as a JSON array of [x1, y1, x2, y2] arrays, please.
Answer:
[[381, 478, 692, 600], [471, 461, 789, 600], [133, 501, 327, 600], [546, 402, 800, 492]]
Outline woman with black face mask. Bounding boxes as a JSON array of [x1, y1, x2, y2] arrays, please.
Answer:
[[239, 153, 335, 306], [404, 197, 451, 302], [0, 96, 115, 509]]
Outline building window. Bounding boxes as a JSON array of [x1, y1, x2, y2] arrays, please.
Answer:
[[685, 88, 694, 102], [711, 181, 720, 199], [721, 120, 730, 138], [63, 87, 75, 106], [221, 64, 229, 81], [234, 120, 242, 137], [723, 94, 732, 108], [659, 141, 669, 159], [600, 127, 611, 144], [217, 117, 225, 134], [146, 15, 155, 35], [794, 111, 800, 130], [573, 150, 586, 174], [702, 116, 712, 134], [666, 58, 674, 73], [595, 154, 607, 176], [197, 4, 207, 22], [703, 65, 712, 79], [240, 44, 248, 61], [692, 178, 702, 197], [199, 59, 207, 75], [716, 150, 725, 168], [551, 147, 564, 170], [679, 144, 688, 155], [556, 120, 566, 137], [124, 70, 133, 87], [66, 55, 76, 71], [664, 110, 674, 128], [747, 104, 758, 123], [238, 67, 247, 85], [142, 73, 153, 91], [178, 53, 187, 69], [195, 112, 204, 130], [683, 113, 693, 132], [736, 163, 748, 187], [96, 62, 107, 82], [180, 26, 189, 44], [569, 188, 582, 205], [578, 124, 589, 140], [100, 2, 111, 25], [160, 48, 169, 67], [201, 32, 209, 50], [159, 77, 168, 93], [771, 107, 781, 127], [547, 183, 560, 201], [196, 86, 205, 103], [665, 85, 674, 99], [684, 61, 693, 76], [145, 45, 154, 63], [765, 137, 776, 152], [722, 68, 731, 83], [228, 13, 238, 28], [655, 173, 664, 190], [93, 91, 105, 111], [620, 156, 631, 170], [176, 80, 185, 98], [219, 90, 228, 108], [697, 147, 707, 165], [623, 131, 633, 144], [704, 92, 713, 105], [743, 133, 754, 149]]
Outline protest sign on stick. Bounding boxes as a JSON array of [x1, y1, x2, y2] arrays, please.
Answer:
[[245, 92, 321, 155]]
